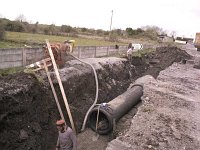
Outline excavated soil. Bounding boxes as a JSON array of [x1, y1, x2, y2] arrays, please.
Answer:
[[0, 46, 192, 150]]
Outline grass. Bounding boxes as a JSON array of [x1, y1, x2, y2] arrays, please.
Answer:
[[24, 69, 44, 83], [133, 48, 155, 57], [1, 31, 125, 48], [0, 67, 24, 76], [0, 41, 23, 48]]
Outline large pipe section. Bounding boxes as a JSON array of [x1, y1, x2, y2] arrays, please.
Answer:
[[88, 84, 143, 135]]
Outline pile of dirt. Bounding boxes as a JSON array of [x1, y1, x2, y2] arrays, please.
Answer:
[[0, 46, 192, 150], [0, 73, 58, 150], [140, 46, 192, 78]]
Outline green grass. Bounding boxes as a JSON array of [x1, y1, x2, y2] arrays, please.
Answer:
[[0, 41, 22, 48], [133, 48, 155, 57], [1, 31, 125, 48], [0, 67, 24, 76]]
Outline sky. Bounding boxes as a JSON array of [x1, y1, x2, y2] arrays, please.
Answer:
[[0, 0, 200, 38]]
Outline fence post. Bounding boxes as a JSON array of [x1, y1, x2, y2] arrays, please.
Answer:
[[22, 48, 26, 66], [107, 46, 109, 56], [94, 46, 97, 57], [34, 49, 37, 62], [78, 47, 81, 58]]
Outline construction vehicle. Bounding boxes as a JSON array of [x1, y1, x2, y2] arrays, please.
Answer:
[[42, 40, 75, 67], [194, 33, 200, 51]]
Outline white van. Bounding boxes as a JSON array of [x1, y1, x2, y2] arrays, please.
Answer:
[[132, 43, 143, 51]]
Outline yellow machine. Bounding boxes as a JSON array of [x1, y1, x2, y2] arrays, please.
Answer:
[[64, 40, 75, 52]]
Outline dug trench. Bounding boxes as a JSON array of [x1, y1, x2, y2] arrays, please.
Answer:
[[0, 46, 192, 150]]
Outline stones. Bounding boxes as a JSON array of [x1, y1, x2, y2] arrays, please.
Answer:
[[19, 129, 28, 140]]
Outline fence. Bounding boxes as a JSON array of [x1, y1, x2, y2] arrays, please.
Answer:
[[0, 45, 128, 69]]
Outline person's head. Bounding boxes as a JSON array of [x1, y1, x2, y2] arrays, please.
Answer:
[[56, 119, 66, 132], [128, 43, 132, 49]]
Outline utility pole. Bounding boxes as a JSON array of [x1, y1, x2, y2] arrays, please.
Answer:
[[110, 10, 113, 32], [109, 10, 113, 39]]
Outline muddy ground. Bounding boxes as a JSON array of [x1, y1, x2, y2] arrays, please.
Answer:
[[0, 46, 192, 150]]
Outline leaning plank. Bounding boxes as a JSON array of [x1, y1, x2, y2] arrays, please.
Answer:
[[45, 39, 76, 133]]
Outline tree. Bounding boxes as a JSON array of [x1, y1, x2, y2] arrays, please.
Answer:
[[112, 29, 123, 36], [61, 25, 73, 33], [96, 29, 104, 35], [32, 21, 39, 33], [170, 31, 176, 38], [136, 28, 144, 34], [126, 27, 133, 36], [15, 14, 27, 22], [141, 25, 166, 40], [81, 27, 87, 32], [43, 24, 57, 35], [5, 21, 26, 32]]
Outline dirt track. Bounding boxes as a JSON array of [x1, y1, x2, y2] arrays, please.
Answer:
[[0, 46, 194, 150]]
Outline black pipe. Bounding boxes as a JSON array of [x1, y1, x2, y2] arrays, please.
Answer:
[[88, 84, 143, 135]]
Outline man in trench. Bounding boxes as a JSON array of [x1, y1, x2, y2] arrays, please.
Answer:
[[56, 120, 77, 150], [127, 43, 133, 64]]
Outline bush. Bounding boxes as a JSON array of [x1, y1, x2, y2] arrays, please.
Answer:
[[5, 21, 26, 32], [61, 25, 73, 33], [109, 32, 118, 42]]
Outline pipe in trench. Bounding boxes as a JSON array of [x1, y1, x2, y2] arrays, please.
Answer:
[[88, 84, 143, 135]]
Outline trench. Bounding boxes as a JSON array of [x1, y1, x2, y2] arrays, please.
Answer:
[[0, 46, 192, 150]]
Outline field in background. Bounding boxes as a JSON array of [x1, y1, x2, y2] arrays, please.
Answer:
[[0, 32, 126, 48]]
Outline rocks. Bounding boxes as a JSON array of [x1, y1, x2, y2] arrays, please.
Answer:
[[19, 129, 28, 140], [193, 57, 200, 69]]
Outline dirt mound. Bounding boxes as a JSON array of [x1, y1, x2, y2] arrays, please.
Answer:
[[0, 46, 192, 150], [0, 73, 58, 150], [142, 46, 192, 77]]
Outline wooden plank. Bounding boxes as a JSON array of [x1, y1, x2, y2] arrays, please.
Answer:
[[43, 60, 65, 121], [46, 40, 76, 133]]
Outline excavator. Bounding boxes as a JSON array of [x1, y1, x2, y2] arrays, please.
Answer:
[[26, 40, 75, 70], [42, 40, 75, 67]]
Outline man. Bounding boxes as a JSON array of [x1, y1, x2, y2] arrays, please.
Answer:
[[56, 120, 77, 150], [127, 44, 133, 63]]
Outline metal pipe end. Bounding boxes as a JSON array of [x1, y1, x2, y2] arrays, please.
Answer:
[[88, 107, 113, 135]]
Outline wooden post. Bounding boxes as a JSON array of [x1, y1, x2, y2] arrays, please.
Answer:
[[78, 47, 81, 58], [45, 40, 76, 133], [107, 46, 109, 56], [94, 46, 97, 57], [34, 49, 37, 62], [22, 48, 26, 66], [43, 60, 65, 121]]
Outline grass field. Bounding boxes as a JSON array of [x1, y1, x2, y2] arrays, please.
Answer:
[[0, 32, 125, 48]]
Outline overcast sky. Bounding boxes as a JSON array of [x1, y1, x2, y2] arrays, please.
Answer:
[[0, 0, 199, 38]]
